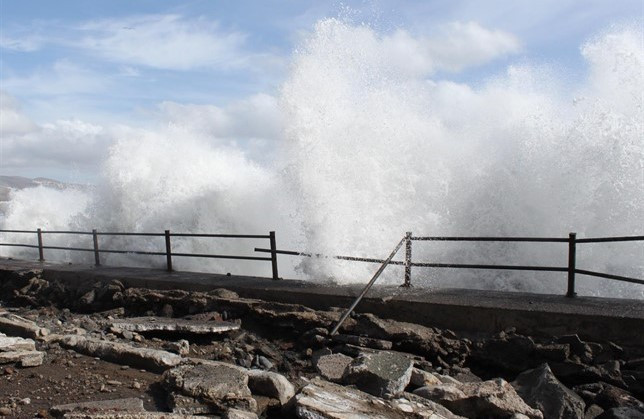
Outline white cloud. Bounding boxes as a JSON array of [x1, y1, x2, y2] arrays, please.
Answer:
[[1, 60, 108, 97], [0, 91, 116, 175], [0, 34, 44, 52], [76, 14, 250, 70]]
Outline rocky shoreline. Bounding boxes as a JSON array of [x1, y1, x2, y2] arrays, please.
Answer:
[[0, 267, 643, 418]]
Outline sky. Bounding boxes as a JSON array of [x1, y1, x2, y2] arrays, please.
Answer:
[[0, 0, 642, 183]]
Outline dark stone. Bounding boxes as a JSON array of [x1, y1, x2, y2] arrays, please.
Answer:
[[511, 363, 585, 419]]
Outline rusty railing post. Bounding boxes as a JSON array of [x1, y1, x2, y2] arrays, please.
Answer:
[[402, 231, 412, 287], [269, 231, 279, 280], [566, 232, 576, 297], [92, 229, 100, 266], [37, 228, 44, 261], [165, 230, 173, 272]]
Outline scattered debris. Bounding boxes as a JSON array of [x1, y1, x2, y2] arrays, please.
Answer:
[[0, 270, 642, 418]]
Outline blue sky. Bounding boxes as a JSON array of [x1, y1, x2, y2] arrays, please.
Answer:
[[0, 0, 642, 182]]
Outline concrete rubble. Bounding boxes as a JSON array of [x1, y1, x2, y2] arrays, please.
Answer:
[[0, 332, 44, 367], [110, 316, 240, 335], [60, 335, 182, 372], [0, 268, 642, 418]]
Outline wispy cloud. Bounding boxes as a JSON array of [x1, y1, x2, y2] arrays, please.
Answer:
[[76, 14, 250, 70]]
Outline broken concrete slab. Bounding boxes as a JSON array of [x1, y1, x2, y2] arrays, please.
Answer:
[[343, 351, 414, 398], [0, 313, 49, 339], [314, 353, 353, 383], [295, 378, 448, 418], [110, 316, 240, 335], [0, 350, 44, 367], [50, 398, 146, 417], [439, 378, 544, 419], [247, 369, 295, 405], [163, 362, 256, 414], [60, 335, 182, 372], [0, 334, 36, 352]]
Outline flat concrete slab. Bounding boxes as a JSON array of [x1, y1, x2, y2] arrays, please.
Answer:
[[111, 317, 240, 334], [1, 258, 643, 345]]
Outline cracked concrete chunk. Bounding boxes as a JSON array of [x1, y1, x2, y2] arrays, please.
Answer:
[[295, 378, 446, 418], [247, 369, 295, 405], [50, 397, 145, 417], [441, 378, 544, 419], [111, 317, 240, 334], [163, 362, 256, 413], [60, 335, 182, 372], [343, 351, 414, 398], [314, 353, 353, 383]]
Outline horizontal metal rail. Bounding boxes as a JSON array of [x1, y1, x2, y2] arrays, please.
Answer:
[[0, 229, 38, 234], [410, 262, 567, 272], [576, 236, 644, 243], [171, 233, 270, 239], [170, 252, 271, 261], [96, 232, 165, 237], [411, 236, 569, 243], [576, 269, 644, 285], [0, 243, 40, 248], [41, 230, 93, 235]]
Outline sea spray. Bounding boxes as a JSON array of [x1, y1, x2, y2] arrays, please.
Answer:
[[1, 19, 642, 297]]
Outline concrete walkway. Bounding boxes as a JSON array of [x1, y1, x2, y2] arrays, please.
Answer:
[[1, 258, 643, 345]]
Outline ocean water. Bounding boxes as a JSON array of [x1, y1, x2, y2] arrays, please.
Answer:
[[1, 19, 642, 298]]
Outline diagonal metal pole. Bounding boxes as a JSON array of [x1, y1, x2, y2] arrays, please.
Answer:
[[330, 236, 407, 335]]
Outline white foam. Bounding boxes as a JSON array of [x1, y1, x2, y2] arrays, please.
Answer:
[[1, 20, 642, 298]]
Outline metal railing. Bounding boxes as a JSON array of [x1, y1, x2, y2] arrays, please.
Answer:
[[0, 228, 281, 280], [256, 232, 644, 297]]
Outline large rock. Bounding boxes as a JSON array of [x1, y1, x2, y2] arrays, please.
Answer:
[[163, 362, 256, 413], [60, 335, 181, 372], [314, 353, 353, 383], [110, 317, 240, 335], [438, 378, 544, 419], [247, 369, 295, 405], [342, 351, 414, 398], [295, 378, 451, 418], [511, 363, 585, 419]]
